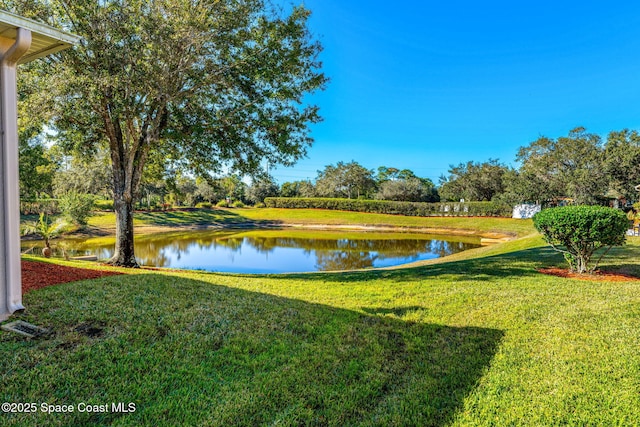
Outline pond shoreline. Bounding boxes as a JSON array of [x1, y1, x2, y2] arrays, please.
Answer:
[[21, 212, 527, 273], [64, 221, 515, 243], [30, 225, 486, 274]]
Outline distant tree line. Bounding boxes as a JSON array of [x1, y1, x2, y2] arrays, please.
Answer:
[[440, 127, 640, 206], [289, 161, 439, 203], [19, 126, 640, 209], [19, 143, 439, 208]]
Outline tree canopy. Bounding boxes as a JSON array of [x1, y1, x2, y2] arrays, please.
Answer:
[[438, 159, 509, 202], [604, 129, 640, 201], [315, 161, 376, 199], [19, 137, 55, 199], [246, 177, 279, 204], [516, 127, 607, 205], [11, 0, 327, 266]]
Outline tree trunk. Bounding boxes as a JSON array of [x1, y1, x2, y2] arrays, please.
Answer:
[[100, 97, 166, 268], [108, 195, 138, 267]]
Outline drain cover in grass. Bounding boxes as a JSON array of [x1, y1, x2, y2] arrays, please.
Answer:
[[1, 320, 50, 338]]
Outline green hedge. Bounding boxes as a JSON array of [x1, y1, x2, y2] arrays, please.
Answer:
[[264, 197, 511, 217]]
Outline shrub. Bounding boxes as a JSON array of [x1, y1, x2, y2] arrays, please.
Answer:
[[533, 205, 628, 274], [58, 191, 95, 225], [232, 201, 245, 208], [254, 202, 266, 208], [216, 200, 229, 208], [196, 202, 213, 209], [21, 213, 68, 251], [263, 197, 511, 217]]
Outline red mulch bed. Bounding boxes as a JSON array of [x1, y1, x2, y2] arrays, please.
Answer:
[[538, 267, 640, 282], [22, 260, 123, 294]]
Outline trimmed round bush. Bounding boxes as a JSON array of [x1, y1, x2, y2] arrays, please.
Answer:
[[533, 205, 628, 274]]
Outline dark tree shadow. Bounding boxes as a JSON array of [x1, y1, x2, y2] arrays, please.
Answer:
[[268, 245, 565, 284], [5, 274, 505, 427], [135, 208, 284, 228], [596, 245, 640, 278], [600, 243, 640, 273], [597, 264, 640, 278]]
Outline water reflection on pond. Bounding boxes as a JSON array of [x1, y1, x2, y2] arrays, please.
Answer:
[[23, 229, 482, 273]]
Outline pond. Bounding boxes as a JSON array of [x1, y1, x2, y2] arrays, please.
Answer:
[[22, 229, 482, 273]]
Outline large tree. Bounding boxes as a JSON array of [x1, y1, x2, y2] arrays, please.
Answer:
[[604, 129, 640, 202], [280, 180, 316, 198], [375, 166, 438, 202], [246, 177, 279, 204], [516, 127, 607, 205], [315, 161, 376, 199], [438, 159, 509, 202], [14, 0, 326, 266]]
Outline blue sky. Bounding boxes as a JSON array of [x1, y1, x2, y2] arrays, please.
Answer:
[[271, 1, 640, 184]]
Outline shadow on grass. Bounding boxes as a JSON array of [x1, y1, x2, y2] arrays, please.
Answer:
[[275, 245, 566, 284], [135, 208, 283, 228], [597, 264, 640, 278], [597, 242, 640, 278], [2, 274, 504, 427]]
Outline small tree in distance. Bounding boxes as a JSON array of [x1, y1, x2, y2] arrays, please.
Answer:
[[315, 161, 376, 199], [533, 206, 628, 274], [246, 178, 279, 205]]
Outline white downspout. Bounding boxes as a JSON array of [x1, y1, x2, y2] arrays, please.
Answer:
[[0, 27, 31, 321]]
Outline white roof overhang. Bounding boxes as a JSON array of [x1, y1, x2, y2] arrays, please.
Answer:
[[0, 9, 80, 64]]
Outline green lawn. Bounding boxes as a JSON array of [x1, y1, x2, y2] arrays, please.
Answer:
[[5, 212, 640, 425], [86, 207, 536, 238]]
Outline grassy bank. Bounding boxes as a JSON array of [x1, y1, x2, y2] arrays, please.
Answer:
[[4, 221, 640, 425], [84, 207, 536, 238]]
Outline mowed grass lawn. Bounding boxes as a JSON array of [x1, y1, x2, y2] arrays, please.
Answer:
[[4, 210, 640, 425], [88, 207, 536, 238]]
